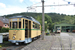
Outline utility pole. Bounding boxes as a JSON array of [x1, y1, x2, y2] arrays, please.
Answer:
[[41, 0, 45, 40]]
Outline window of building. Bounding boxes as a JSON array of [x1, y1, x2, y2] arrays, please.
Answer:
[[5, 24, 7, 26], [74, 26, 75, 30]]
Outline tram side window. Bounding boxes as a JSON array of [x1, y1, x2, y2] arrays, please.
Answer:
[[23, 19, 24, 28], [12, 22, 17, 28], [37, 25, 39, 29], [33, 22, 35, 29], [25, 23, 28, 29], [35, 24, 37, 29], [33, 25, 35, 29], [19, 22, 21, 28], [38, 25, 40, 29], [10, 22, 11, 29]]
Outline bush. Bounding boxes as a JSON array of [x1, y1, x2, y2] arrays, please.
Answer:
[[0, 27, 9, 33], [46, 33, 49, 35]]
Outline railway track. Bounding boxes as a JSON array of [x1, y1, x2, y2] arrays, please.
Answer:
[[1, 35, 73, 50], [2, 38, 39, 50], [2, 43, 27, 50], [50, 36, 72, 50], [59, 36, 72, 50], [49, 36, 56, 50]]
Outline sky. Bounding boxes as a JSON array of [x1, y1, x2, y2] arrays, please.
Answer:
[[0, 0, 75, 16]]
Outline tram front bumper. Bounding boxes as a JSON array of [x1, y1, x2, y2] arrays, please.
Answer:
[[9, 40, 25, 43]]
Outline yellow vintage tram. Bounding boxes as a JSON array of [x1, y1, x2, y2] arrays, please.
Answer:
[[9, 16, 41, 45]]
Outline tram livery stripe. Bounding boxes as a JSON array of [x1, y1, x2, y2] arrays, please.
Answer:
[[9, 29, 40, 30]]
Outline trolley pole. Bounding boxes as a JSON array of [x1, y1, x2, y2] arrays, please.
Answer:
[[41, 0, 45, 40]]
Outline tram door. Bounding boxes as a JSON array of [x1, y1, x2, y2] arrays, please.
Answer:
[[29, 21, 31, 38], [25, 20, 28, 38], [25, 20, 31, 38]]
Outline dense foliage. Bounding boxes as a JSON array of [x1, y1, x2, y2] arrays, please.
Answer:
[[0, 27, 9, 33], [1, 12, 75, 31]]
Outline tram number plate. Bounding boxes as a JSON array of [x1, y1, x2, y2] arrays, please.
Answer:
[[13, 34, 16, 35]]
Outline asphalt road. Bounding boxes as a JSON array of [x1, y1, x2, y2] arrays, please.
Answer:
[[60, 32, 70, 36]]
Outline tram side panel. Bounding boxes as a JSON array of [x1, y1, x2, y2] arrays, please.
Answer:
[[38, 25, 41, 36], [31, 30, 37, 38], [38, 30, 41, 36], [30, 21, 41, 38], [31, 21, 37, 38], [31, 28, 41, 38], [9, 30, 13, 40]]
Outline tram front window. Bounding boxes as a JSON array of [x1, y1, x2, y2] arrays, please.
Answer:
[[19, 22, 21, 28], [12, 22, 17, 28], [10, 22, 11, 29]]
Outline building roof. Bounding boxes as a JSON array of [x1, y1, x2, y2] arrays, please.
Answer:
[[55, 23, 75, 26], [0, 17, 9, 24], [9, 16, 40, 24], [0, 20, 3, 26]]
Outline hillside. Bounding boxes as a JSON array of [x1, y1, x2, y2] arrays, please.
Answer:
[[1, 12, 75, 31]]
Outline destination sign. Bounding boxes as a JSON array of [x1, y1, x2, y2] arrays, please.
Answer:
[[12, 19, 17, 21]]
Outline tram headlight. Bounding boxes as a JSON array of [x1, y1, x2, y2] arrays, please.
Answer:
[[13, 36, 15, 39]]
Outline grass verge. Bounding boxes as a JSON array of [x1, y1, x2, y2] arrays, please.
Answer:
[[0, 41, 12, 48]]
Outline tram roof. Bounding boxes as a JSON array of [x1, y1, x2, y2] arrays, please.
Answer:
[[9, 16, 40, 24]]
